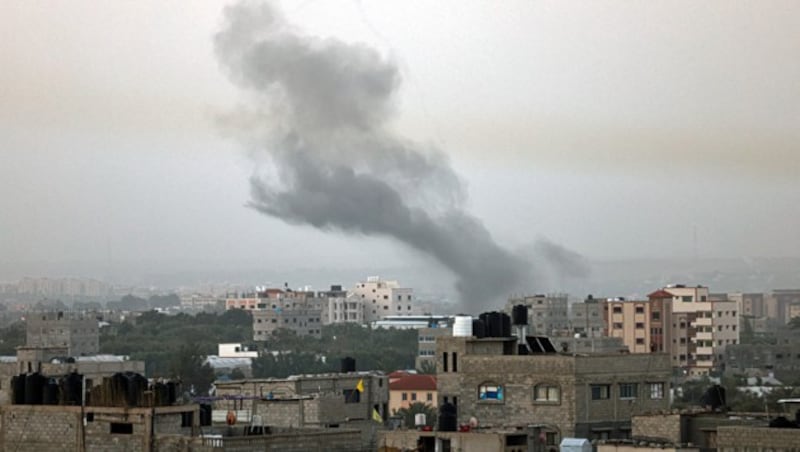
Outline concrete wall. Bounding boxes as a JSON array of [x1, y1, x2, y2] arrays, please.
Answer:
[[632, 413, 683, 444], [0, 404, 198, 452], [717, 425, 800, 452]]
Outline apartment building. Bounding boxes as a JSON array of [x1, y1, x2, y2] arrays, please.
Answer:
[[570, 296, 607, 337], [664, 285, 739, 376], [606, 293, 672, 354], [416, 326, 453, 370], [505, 294, 569, 336], [26, 311, 99, 356], [352, 276, 418, 323], [388, 372, 437, 414]]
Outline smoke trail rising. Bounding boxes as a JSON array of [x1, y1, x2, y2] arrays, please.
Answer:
[[215, 1, 528, 308]]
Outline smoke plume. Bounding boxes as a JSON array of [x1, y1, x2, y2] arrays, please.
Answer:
[[215, 1, 528, 308]]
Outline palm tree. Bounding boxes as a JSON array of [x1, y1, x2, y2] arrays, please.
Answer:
[[395, 402, 437, 428]]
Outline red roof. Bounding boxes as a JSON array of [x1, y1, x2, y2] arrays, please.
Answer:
[[648, 290, 673, 299], [389, 374, 437, 391]]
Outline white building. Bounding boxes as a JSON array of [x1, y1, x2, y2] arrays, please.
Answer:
[[352, 277, 419, 323]]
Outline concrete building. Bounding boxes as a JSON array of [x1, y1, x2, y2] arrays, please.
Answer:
[[570, 296, 607, 338], [388, 372, 437, 414], [379, 430, 531, 452], [727, 292, 765, 318], [26, 311, 99, 356], [417, 325, 453, 370], [606, 293, 672, 354], [252, 308, 322, 340], [212, 371, 389, 426], [352, 276, 418, 323], [664, 285, 739, 376], [436, 334, 671, 442], [321, 284, 364, 325], [765, 289, 800, 325], [723, 327, 800, 381], [506, 294, 569, 336]]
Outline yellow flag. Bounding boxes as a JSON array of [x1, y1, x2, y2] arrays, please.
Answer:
[[372, 408, 383, 423], [356, 379, 365, 393]]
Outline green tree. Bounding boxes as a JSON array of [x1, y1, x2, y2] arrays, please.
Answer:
[[417, 360, 436, 375], [169, 342, 216, 396], [395, 402, 437, 428]]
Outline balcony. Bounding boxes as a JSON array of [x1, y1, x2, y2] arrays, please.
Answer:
[[696, 346, 714, 355], [694, 332, 713, 341], [692, 317, 712, 327]]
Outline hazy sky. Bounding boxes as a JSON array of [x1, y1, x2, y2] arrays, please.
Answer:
[[2, 1, 799, 285]]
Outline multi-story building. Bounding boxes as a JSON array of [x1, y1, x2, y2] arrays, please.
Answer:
[[26, 311, 99, 356], [252, 307, 322, 340], [506, 294, 569, 336], [727, 292, 765, 318], [352, 277, 418, 323], [436, 333, 671, 442], [663, 285, 739, 376], [605, 293, 672, 354], [765, 289, 800, 325], [416, 325, 453, 370], [388, 372, 437, 415], [570, 296, 607, 337]]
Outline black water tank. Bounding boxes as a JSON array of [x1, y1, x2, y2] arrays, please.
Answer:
[[11, 375, 25, 405], [490, 312, 504, 337], [517, 344, 530, 355], [472, 319, 486, 338], [166, 381, 178, 405], [62, 372, 83, 405], [199, 404, 213, 426], [127, 373, 148, 407], [512, 305, 528, 326], [43, 378, 60, 405], [341, 357, 356, 373], [438, 402, 457, 432], [478, 313, 491, 336], [153, 382, 169, 406], [24, 373, 46, 405], [501, 312, 512, 337]]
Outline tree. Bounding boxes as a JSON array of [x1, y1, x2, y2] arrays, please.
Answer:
[[417, 360, 436, 375], [169, 342, 216, 397], [395, 402, 437, 428]]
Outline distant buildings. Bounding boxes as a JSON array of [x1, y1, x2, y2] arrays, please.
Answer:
[[506, 294, 569, 336], [606, 292, 672, 354]]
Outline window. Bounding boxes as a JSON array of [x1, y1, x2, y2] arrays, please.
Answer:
[[110, 423, 133, 434], [591, 385, 610, 400], [635, 322, 645, 329], [478, 383, 504, 401], [649, 383, 664, 399], [442, 352, 448, 372], [635, 306, 645, 314], [534, 384, 560, 403], [635, 338, 645, 345], [402, 392, 407, 401], [613, 322, 623, 329], [452, 352, 458, 372], [682, 296, 692, 302], [411, 392, 417, 401], [427, 392, 433, 402], [652, 311, 660, 320], [343, 389, 360, 403], [619, 383, 638, 399], [613, 306, 622, 313]]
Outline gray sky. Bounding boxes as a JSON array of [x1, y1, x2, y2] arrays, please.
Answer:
[[1, 0, 799, 285]]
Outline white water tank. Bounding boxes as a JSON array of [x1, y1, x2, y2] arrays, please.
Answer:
[[453, 316, 473, 337], [414, 413, 426, 427]]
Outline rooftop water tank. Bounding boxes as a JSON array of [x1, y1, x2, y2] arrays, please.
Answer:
[[453, 316, 473, 337]]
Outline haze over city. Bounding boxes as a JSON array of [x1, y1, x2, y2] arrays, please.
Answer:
[[2, 1, 799, 301]]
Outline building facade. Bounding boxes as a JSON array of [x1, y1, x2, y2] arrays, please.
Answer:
[[352, 277, 418, 323], [606, 293, 672, 354], [664, 285, 739, 376], [436, 334, 671, 442], [570, 296, 607, 338], [26, 311, 99, 356], [506, 294, 569, 336]]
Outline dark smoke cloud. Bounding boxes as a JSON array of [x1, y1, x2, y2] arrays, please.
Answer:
[[215, 1, 530, 308], [533, 238, 592, 280]]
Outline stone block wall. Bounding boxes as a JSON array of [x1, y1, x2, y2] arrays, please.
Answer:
[[717, 426, 800, 452], [632, 413, 682, 443]]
